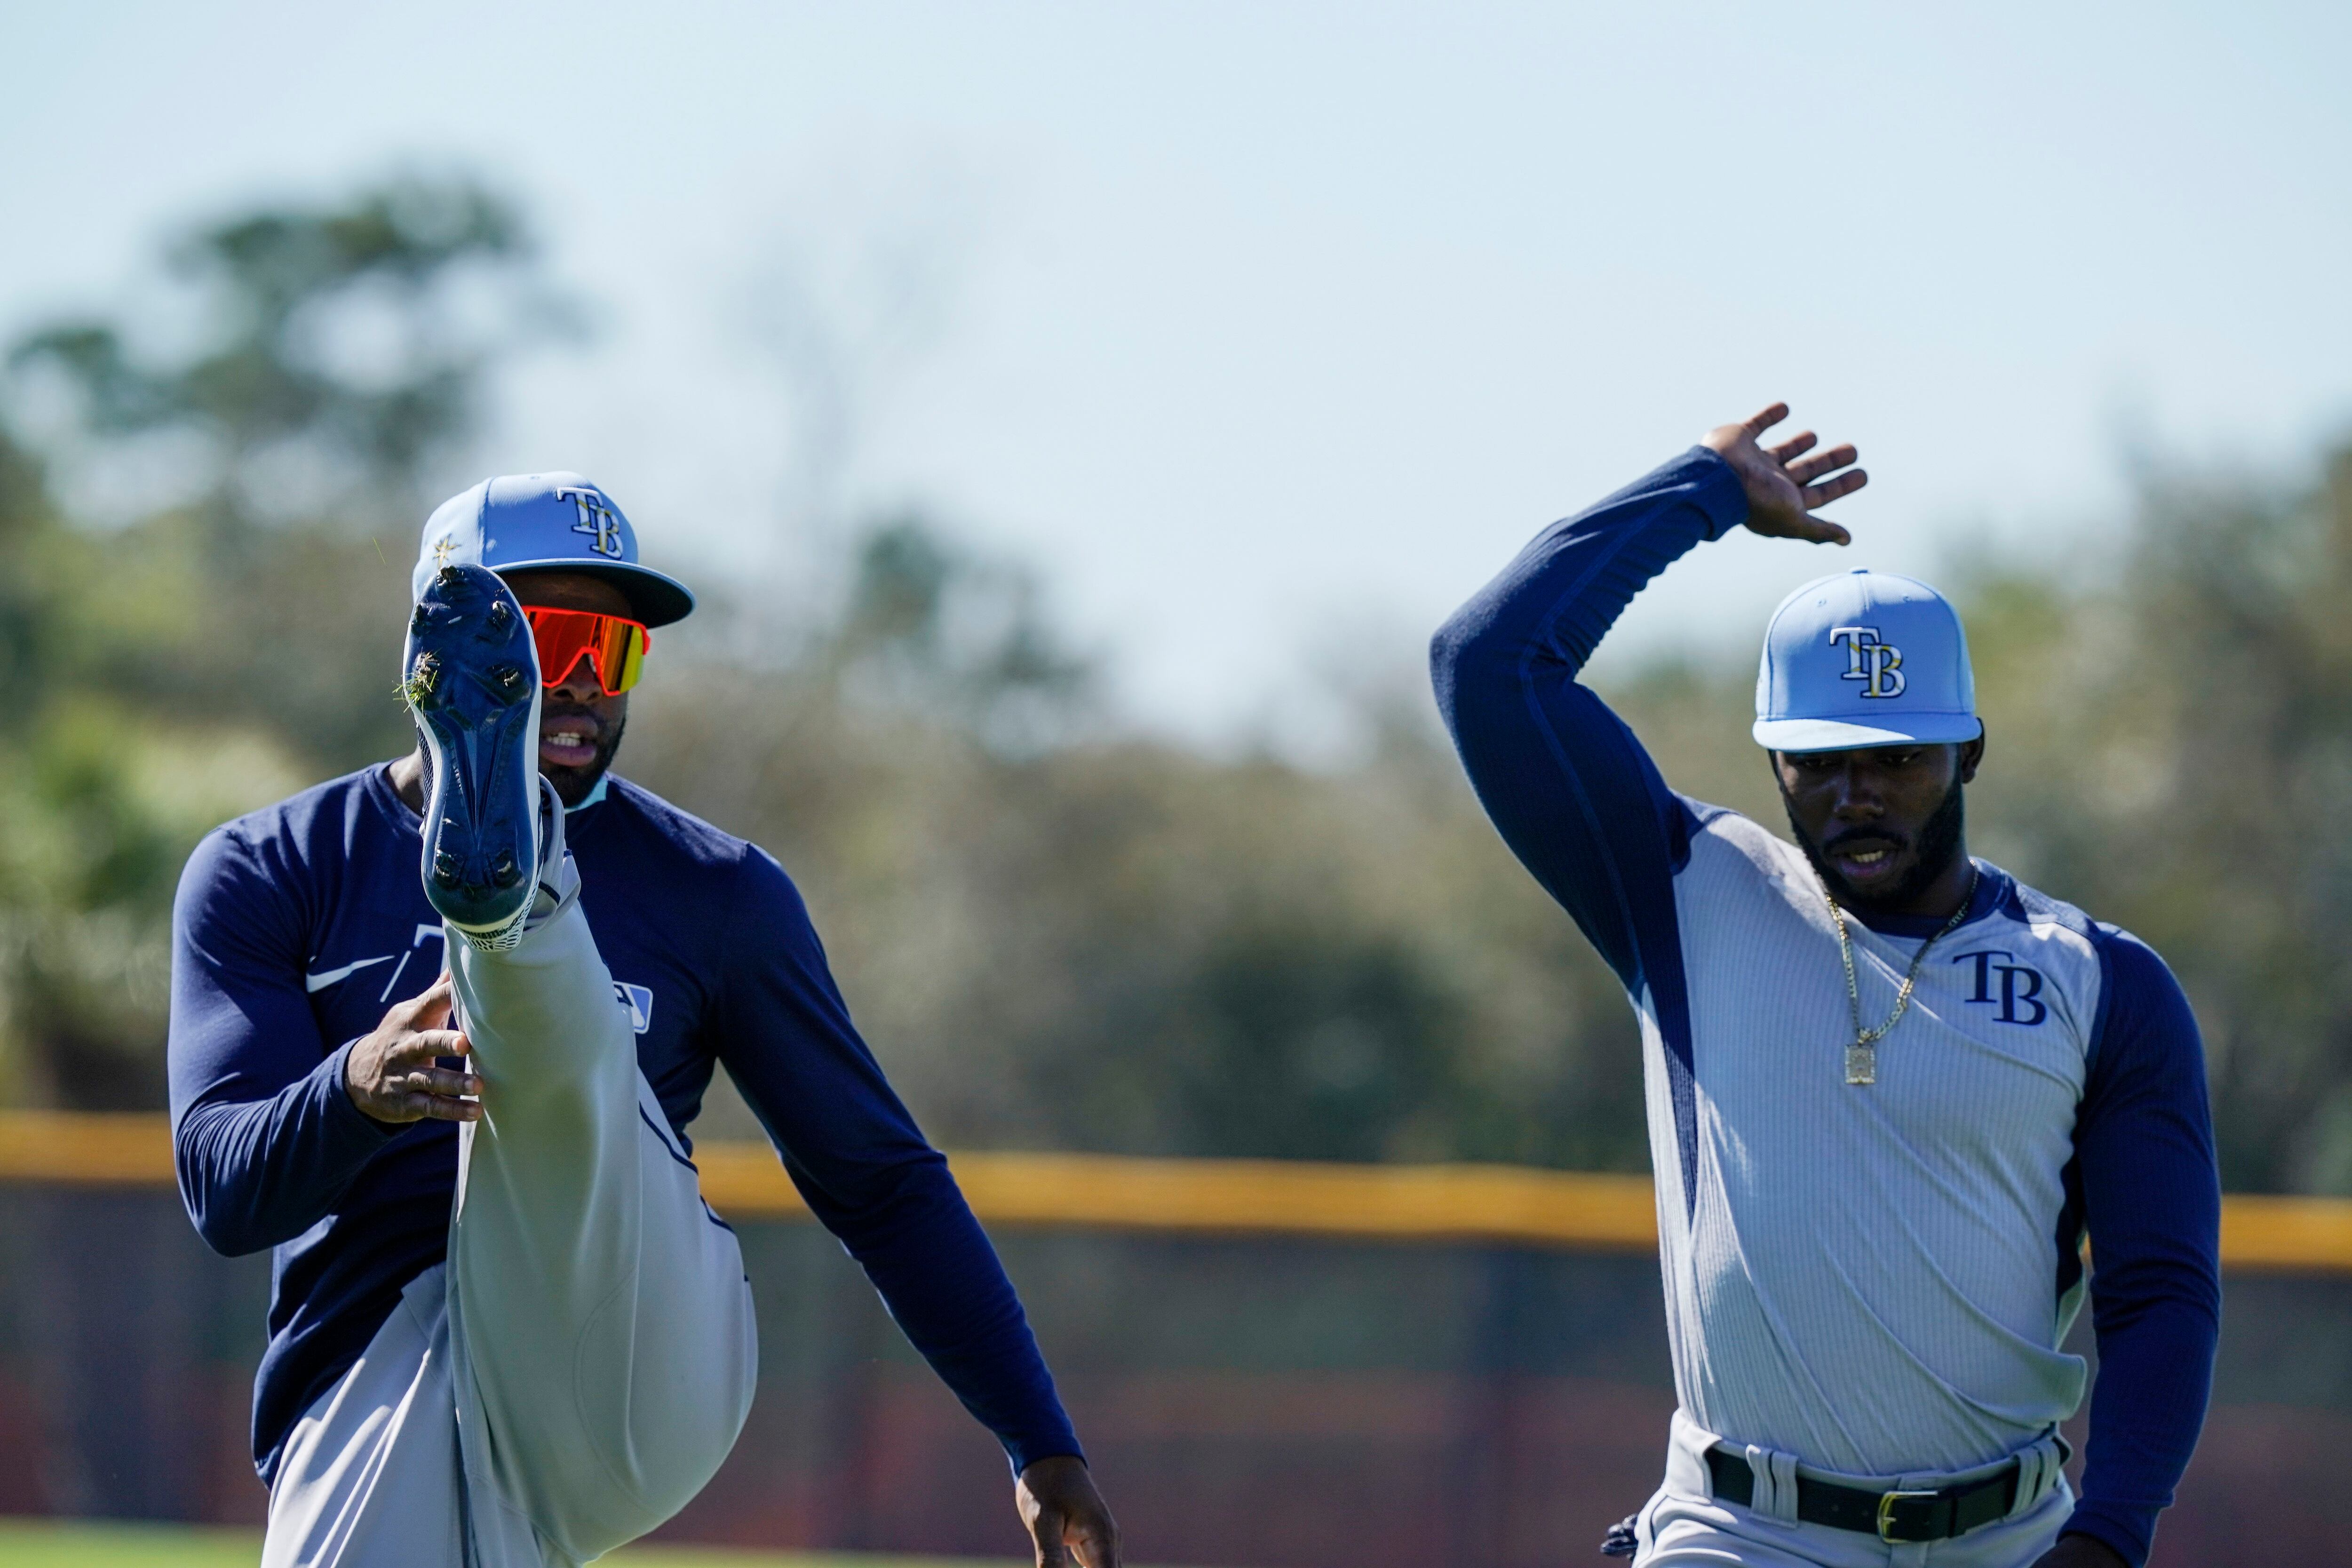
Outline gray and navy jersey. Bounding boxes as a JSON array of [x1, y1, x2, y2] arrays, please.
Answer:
[[167, 768, 1080, 1483], [1430, 448, 2219, 1568]]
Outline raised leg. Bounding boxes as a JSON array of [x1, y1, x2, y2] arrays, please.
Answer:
[[444, 859, 757, 1565]]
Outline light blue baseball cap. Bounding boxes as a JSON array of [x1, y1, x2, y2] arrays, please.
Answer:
[[1753, 569, 1981, 752], [412, 473, 696, 627]]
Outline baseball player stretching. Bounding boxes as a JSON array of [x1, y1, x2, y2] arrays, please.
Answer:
[[1430, 408, 2219, 1567], [168, 476, 1119, 1568]]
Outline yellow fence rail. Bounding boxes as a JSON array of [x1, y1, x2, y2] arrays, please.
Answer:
[[4, 1111, 2348, 1272]]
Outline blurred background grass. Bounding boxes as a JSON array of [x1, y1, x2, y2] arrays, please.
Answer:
[[0, 1520, 1025, 1568]]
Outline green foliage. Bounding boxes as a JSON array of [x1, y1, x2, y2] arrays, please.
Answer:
[[1951, 452, 2352, 1193], [631, 651, 1648, 1172], [11, 173, 566, 531], [0, 175, 537, 1106], [830, 515, 1096, 755], [7, 171, 2352, 1195]]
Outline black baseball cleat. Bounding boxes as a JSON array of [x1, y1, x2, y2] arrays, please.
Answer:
[[402, 564, 544, 948]]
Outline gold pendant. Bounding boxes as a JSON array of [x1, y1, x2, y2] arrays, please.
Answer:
[[1844, 1041, 1877, 1086]]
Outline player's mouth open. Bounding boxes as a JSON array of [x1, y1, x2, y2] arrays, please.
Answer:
[[540, 726, 599, 769], [1828, 839, 1905, 879]]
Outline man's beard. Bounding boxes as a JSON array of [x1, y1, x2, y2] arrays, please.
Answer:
[[540, 708, 627, 807], [1780, 774, 1968, 914]]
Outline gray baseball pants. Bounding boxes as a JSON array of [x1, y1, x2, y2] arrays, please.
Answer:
[[260, 873, 758, 1567], [1631, 1409, 2075, 1567]]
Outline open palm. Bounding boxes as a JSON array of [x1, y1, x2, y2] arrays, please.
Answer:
[[1700, 402, 1867, 544]]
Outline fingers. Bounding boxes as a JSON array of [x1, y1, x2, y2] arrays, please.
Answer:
[[1786, 442, 1859, 487], [1069, 1514, 1121, 1568], [1017, 1459, 1118, 1568], [1030, 1508, 1069, 1568], [1794, 517, 1853, 546], [391, 1063, 485, 1100], [401, 1088, 485, 1122], [1040, 1509, 1121, 1568], [1766, 430, 1818, 464], [399, 973, 455, 1030], [1740, 401, 1790, 438], [1771, 511, 1852, 545], [1800, 467, 1868, 513], [385, 1045, 484, 1122], [379, 1027, 472, 1067], [351, 1071, 483, 1125]]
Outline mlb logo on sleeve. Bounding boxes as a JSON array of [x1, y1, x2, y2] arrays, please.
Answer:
[[612, 982, 654, 1035]]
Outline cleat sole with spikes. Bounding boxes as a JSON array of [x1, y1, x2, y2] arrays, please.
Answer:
[[403, 564, 544, 947]]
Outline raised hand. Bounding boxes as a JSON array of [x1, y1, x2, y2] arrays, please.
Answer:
[[344, 973, 483, 1124], [1017, 1455, 1121, 1568], [1700, 402, 1867, 544]]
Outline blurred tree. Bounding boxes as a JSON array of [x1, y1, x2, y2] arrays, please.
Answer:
[[7, 174, 575, 775], [1954, 448, 2352, 1194], [0, 430, 306, 1105], [645, 439, 2352, 1191], [0, 174, 562, 1106], [635, 570, 1646, 1170], [10, 170, 2352, 1191], [11, 174, 569, 535], [830, 515, 1097, 755]]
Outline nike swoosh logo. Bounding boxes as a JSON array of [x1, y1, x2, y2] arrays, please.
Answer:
[[306, 955, 394, 993]]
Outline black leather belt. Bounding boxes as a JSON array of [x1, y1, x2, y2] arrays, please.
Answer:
[[1705, 1446, 2019, 1544]]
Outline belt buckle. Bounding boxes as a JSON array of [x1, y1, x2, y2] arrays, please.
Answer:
[[1875, 1488, 1943, 1543]]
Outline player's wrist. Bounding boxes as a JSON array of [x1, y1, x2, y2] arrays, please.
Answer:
[[331, 1037, 411, 1135], [2036, 1530, 2130, 1568]]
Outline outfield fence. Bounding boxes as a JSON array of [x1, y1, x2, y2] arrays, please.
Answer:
[[2, 1113, 2347, 1566]]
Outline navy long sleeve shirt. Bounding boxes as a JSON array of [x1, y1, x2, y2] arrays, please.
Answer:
[[168, 765, 1081, 1483]]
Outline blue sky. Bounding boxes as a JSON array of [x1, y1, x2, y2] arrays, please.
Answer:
[[6, 1, 2349, 741]]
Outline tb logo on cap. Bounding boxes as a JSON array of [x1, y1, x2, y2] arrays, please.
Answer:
[[1829, 625, 1906, 699], [554, 486, 626, 559]]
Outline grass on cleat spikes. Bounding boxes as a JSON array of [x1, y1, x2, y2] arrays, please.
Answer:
[[403, 564, 545, 945]]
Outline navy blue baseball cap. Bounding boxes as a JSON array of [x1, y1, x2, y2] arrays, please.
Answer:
[[1753, 569, 1981, 751], [412, 473, 695, 627]]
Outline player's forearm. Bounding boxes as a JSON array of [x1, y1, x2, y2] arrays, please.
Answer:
[[2069, 935, 2221, 1567], [1426, 447, 1741, 984], [720, 850, 1084, 1467], [814, 1163, 1082, 1470], [900, 1291, 1083, 1474], [175, 1039, 405, 1255], [2068, 1298, 2217, 1566], [2069, 1234, 2219, 1565], [1430, 446, 1746, 710]]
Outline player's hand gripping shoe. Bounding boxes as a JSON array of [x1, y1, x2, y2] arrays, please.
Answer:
[[402, 564, 548, 951]]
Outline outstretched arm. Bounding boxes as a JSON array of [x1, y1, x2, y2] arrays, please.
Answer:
[[713, 849, 1118, 1567], [1429, 404, 1863, 988]]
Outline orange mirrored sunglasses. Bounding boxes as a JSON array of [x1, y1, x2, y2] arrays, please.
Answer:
[[524, 606, 652, 696]]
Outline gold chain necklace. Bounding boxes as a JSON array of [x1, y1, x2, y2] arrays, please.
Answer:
[[1820, 866, 1979, 1086]]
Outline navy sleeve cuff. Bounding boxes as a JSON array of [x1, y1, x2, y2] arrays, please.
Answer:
[[317, 1038, 414, 1145], [1003, 1430, 1087, 1474], [1678, 445, 1752, 540]]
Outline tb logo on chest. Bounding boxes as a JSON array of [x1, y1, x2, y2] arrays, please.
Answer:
[[1951, 949, 2047, 1024]]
